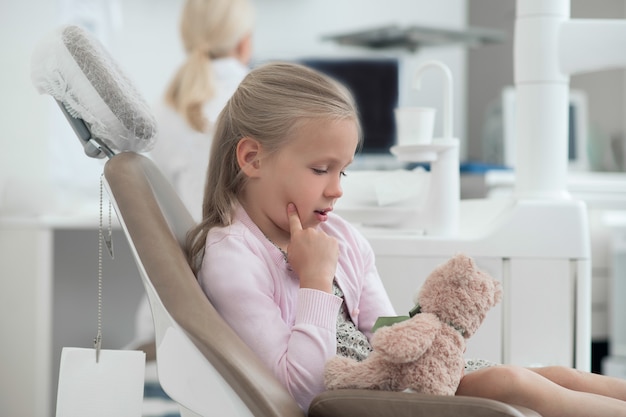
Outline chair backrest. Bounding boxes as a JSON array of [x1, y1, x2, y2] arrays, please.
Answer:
[[103, 152, 304, 417]]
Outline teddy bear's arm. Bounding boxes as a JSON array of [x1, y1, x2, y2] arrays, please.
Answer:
[[371, 313, 441, 364]]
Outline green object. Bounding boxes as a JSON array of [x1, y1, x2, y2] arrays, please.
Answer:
[[372, 303, 466, 336], [371, 303, 422, 333], [371, 316, 410, 333]]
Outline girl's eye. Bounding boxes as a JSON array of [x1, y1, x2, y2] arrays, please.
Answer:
[[312, 168, 348, 177]]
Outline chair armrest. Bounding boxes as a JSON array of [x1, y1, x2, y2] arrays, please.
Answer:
[[308, 389, 541, 417]]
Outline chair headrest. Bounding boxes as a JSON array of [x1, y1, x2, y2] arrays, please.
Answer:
[[31, 25, 157, 157]]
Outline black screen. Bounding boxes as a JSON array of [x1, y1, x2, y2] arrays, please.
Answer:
[[300, 58, 399, 154]]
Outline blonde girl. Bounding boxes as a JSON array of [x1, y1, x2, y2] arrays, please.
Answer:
[[187, 62, 626, 416]]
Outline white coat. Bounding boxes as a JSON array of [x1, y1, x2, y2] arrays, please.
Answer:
[[150, 57, 248, 222]]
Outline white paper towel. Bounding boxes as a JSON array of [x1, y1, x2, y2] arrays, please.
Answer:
[[55, 347, 146, 417]]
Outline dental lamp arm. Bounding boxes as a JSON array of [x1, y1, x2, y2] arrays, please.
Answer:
[[560, 19, 626, 76]]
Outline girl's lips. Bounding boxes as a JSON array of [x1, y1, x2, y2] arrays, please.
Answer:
[[314, 208, 332, 222], [315, 211, 329, 222], [315, 207, 333, 215]]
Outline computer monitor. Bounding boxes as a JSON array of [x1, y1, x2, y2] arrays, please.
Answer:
[[299, 58, 399, 155]]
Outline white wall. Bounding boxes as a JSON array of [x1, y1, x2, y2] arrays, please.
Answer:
[[0, 0, 58, 212]]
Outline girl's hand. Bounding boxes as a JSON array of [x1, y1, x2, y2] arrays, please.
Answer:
[[286, 203, 337, 293]]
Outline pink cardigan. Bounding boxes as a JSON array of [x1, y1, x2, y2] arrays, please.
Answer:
[[198, 206, 396, 410]]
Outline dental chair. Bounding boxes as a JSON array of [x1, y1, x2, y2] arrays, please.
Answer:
[[103, 151, 540, 417], [32, 24, 541, 417]]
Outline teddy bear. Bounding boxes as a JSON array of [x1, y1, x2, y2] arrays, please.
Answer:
[[324, 253, 502, 396]]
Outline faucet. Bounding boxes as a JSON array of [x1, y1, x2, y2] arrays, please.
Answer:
[[413, 60, 454, 140], [514, 0, 626, 198], [410, 60, 459, 236]]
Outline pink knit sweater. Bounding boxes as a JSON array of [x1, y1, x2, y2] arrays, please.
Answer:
[[198, 205, 395, 410]]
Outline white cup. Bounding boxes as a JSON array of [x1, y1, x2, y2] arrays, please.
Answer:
[[394, 107, 436, 145]]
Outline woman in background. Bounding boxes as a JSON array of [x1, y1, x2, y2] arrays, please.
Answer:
[[151, 0, 255, 222]]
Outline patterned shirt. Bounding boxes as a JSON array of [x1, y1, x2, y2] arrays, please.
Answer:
[[334, 281, 373, 361]]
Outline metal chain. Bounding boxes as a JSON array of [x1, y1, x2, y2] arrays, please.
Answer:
[[94, 175, 104, 362], [108, 191, 113, 258]]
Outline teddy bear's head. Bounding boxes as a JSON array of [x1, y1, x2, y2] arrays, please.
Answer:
[[415, 254, 502, 338]]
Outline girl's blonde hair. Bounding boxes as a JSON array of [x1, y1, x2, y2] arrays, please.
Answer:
[[186, 62, 362, 272], [165, 0, 254, 132]]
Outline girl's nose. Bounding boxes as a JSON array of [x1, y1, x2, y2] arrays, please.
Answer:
[[325, 177, 343, 198]]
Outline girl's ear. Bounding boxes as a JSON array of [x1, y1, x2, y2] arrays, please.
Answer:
[[236, 137, 262, 178]]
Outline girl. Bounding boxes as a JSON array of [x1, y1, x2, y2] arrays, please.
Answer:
[[186, 62, 626, 416]]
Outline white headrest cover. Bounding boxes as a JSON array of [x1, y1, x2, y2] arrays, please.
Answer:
[[31, 25, 157, 153]]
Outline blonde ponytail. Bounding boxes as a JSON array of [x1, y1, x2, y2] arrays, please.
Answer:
[[165, 47, 214, 132], [164, 0, 255, 133]]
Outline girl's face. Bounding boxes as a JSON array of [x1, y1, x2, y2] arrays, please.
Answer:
[[247, 118, 359, 245]]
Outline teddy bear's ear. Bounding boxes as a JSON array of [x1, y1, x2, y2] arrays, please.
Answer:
[[453, 253, 473, 266], [469, 270, 502, 306]]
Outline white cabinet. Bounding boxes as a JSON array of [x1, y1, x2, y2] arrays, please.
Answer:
[[373, 241, 587, 368]]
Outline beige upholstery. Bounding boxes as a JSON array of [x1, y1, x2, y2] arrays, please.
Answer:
[[310, 390, 540, 417], [103, 152, 541, 417]]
